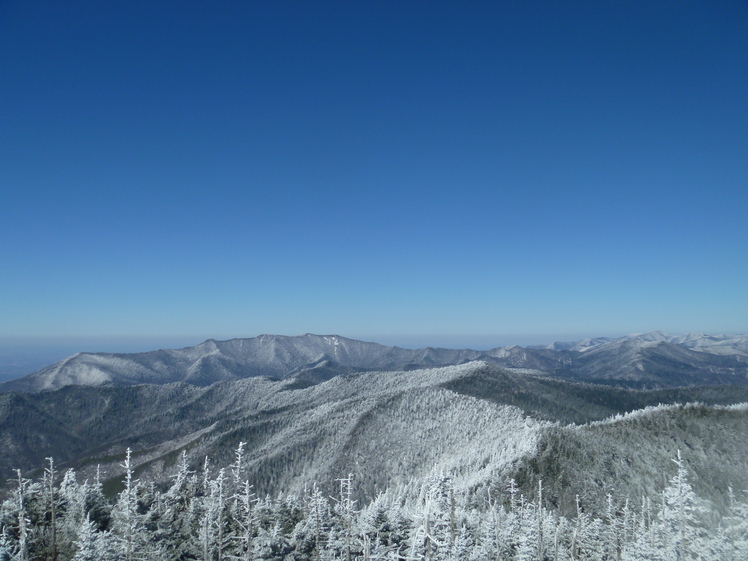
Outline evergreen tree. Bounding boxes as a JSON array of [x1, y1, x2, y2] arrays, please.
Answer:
[[721, 488, 748, 561], [13, 470, 30, 561], [408, 475, 455, 561], [160, 451, 199, 560], [658, 451, 710, 561], [70, 515, 118, 561], [603, 492, 622, 561], [450, 525, 473, 561], [42, 457, 58, 561], [83, 466, 112, 534], [329, 474, 356, 561], [110, 448, 163, 560], [296, 484, 327, 561], [3, 447, 747, 561], [514, 496, 539, 561], [0, 527, 13, 561], [56, 469, 87, 561]]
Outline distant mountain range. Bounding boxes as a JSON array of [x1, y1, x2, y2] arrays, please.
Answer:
[[2, 331, 748, 523], [539, 330, 748, 355], [3, 331, 747, 393]]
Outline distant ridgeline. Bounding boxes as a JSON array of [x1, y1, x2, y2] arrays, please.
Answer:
[[0, 333, 747, 559], [3, 332, 748, 393]]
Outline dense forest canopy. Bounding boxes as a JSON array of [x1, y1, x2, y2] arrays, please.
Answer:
[[2, 341, 748, 560], [1, 447, 746, 561]]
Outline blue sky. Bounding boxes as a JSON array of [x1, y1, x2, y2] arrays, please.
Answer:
[[2, 0, 747, 354]]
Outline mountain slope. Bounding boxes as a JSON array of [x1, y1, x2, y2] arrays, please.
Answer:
[[511, 402, 748, 517], [541, 331, 748, 356], [0, 335, 462, 392], [3, 361, 748, 511], [562, 339, 748, 387], [0, 334, 563, 393], [5, 331, 748, 393], [0, 362, 545, 500]]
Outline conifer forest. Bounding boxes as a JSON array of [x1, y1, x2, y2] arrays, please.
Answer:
[[5, 0, 747, 556], [2, 338, 748, 560], [2, 445, 746, 561]]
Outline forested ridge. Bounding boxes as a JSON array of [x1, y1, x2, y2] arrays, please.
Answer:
[[4, 363, 748, 495], [2, 362, 748, 559]]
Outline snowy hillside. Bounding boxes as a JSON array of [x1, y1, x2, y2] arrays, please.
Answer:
[[3, 331, 748, 393], [543, 330, 748, 356], [3, 361, 748, 504], [2, 361, 748, 560]]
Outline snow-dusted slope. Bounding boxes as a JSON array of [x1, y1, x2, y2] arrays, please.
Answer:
[[536, 331, 748, 387], [0, 334, 561, 393], [513, 401, 748, 516], [2, 360, 748, 516], [0, 362, 552, 502], [668, 332, 748, 356], [546, 331, 748, 356], [563, 338, 748, 386]]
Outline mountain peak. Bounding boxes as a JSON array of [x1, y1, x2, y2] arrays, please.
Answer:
[[2, 331, 748, 393]]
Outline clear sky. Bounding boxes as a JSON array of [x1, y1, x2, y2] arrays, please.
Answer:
[[2, 0, 747, 353]]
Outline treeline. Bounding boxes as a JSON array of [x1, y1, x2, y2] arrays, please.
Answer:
[[1, 447, 746, 561]]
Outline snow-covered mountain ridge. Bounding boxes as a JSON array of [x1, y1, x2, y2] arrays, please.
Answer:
[[541, 330, 748, 355], [2, 360, 748, 520], [2, 331, 748, 392]]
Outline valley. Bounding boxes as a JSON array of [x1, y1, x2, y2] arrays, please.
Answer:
[[1, 332, 747, 559]]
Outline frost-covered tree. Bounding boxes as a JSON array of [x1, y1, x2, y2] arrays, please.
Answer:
[[622, 495, 667, 561], [83, 466, 112, 535], [111, 449, 139, 561], [0, 527, 13, 561], [110, 448, 163, 561], [513, 496, 540, 561], [70, 516, 118, 561], [3, 448, 747, 561], [720, 487, 748, 561], [449, 524, 474, 561], [157, 451, 199, 560], [53, 468, 89, 561], [356, 493, 399, 560], [569, 495, 603, 561], [12, 470, 30, 561], [360, 493, 410, 560], [197, 467, 232, 561], [408, 474, 457, 561], [235, 479, 258, 561], [42, 457, 59, 561], [657, 451, 711, 561], [292, 483, 327, 561], [602, 492, 623, 561], [328, 474, 356, 561]]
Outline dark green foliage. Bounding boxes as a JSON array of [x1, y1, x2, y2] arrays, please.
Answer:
[[444, 364, 748, 423], [510, 404, 748, 518]]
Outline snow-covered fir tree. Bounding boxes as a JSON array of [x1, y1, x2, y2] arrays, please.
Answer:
[[0, 449, 746, 561]]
